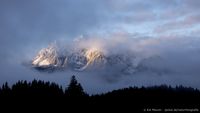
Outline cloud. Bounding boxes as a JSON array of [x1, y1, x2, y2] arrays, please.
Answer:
[[0, 0, 200, 94], [1, 0, 200, 53], [26, 33, 200, 92], [154, 14, 200, 33], [1, 30, 200, 94], [0, 0, 110, 55]]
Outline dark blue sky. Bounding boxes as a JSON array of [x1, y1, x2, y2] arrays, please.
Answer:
[[0, 0, 200, 94]]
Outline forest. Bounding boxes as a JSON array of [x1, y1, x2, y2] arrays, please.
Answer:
[[0, 75, 199, 112]]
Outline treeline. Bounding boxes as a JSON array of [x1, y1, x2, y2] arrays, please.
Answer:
[[0, 76, 86, 97], [0, 75, 200, 98], [0, 75, 200, 112]]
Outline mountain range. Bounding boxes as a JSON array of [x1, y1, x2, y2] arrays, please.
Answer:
[[32, 43, 170, 75]]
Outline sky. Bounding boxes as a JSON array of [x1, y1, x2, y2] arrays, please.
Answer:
[[0, 0, 200, 94]]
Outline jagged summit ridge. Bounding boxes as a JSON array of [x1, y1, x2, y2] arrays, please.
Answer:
[[32, 44, 65, 67], [32, 43, 160, 74], [32, 44, 107, 71]]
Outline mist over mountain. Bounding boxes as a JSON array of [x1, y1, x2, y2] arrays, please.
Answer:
[[0, 34, 200, 94], [30, 36, 200, 87], [1, 0, 200, 94], [31, 37, 162, 75]]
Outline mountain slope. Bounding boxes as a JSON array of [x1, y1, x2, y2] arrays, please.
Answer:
[[32, 45, 107, 71], [32, 44, 166, 74]]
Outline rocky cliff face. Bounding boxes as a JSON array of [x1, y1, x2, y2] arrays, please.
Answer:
[[32, 44, 107, 71], [32, 43, 164, 74]]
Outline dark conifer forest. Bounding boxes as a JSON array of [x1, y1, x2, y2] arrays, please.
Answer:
[[0, 75, 199, 112]]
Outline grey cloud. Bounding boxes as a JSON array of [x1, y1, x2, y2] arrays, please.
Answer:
[[155, 0, 200, 21], [0, 0, 108, 52], [154, 14, 200, 33], [0, 0, 200, 94], [1, 31, 200, 94], [33, 35, 200, 92]]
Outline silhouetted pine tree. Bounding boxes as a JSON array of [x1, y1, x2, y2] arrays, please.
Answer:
[[0, 82, 11, 96], [65, 75, 87, 97]]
